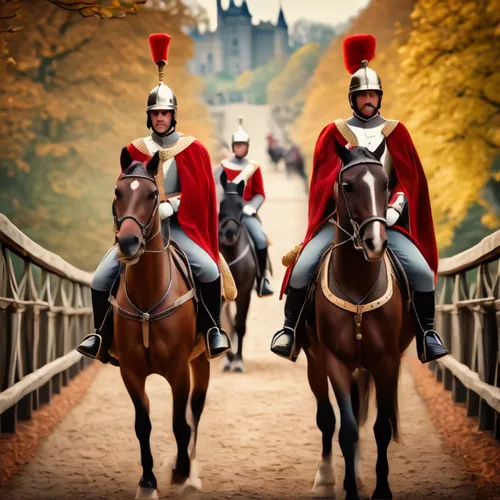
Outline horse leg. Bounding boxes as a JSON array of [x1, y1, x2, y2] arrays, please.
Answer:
[[323, 349, 360, 500], [169, 362, 192, 488], [305, 345, 336, 498], [232, 289, 251, 373], [221, 300, 234, 372], [371, 358, 400, 500], [120, 370, 158, 500], [185, 353, 210, 492]]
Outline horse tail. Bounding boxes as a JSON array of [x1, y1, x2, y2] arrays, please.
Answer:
[[353, 368, 371, 428]]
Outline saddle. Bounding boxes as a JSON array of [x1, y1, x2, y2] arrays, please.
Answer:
[[294, 245, 411, 348]]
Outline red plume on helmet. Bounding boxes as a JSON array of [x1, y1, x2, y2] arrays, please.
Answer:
[[148, 33, 171, 83], [343, 34, 376, 74], [148, 33, 171, 63]]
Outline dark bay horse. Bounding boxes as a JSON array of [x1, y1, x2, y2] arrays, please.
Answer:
[[111, 148, 209, 499], [265, 133, 285, 170], [218, 171, 257, 373], [305, 141, 414, 500]]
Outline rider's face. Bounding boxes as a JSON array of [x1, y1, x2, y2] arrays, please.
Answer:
[[150, 110, 173, 133], [355, 91, 380, 117], [233, 143, 248, 157]]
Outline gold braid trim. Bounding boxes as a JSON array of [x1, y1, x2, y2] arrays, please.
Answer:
[[131, 138, 150, 156], [159, 135, 196, 162], [282, 243, 303, 267], [334, 119, 359, 146], [218, 253, 238, 300], [382, 120, 399, 137]]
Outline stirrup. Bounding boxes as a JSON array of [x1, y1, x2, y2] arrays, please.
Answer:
[[204, 327, 231, 360], [76, 333, 102, 360], [270, 327, 300, 362], [421, 330, 448, 363]]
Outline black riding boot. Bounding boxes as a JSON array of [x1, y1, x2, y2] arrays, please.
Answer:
[[76, 289, 118, 366], [256, 247, 274, 297], [412, 290, 449, 363], [195, 276, 231, 359], [270, 286, 308, 362]]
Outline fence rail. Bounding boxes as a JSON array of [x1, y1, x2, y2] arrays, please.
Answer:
[[0, 214, 94, 434], [434, 229, 500, 440]]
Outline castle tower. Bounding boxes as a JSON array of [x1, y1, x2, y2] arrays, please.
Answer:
[[274, 1, 289, 58]]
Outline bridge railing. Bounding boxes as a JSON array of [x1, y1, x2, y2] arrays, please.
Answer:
[[434, 229, 500, 440], [0, 214, 94, 434]]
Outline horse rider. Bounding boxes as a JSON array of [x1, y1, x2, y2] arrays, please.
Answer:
[[270, 34, 449, 364], [77, 33, 231, 363], [214, 118, 274, 297]]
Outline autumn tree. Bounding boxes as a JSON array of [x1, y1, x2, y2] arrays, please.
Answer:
[[235, 56, 288, 105], [397, 0, 500, 247], [267, 42, 321, 128], [0, 0, 215, 270], [291, 0, 416, 169]]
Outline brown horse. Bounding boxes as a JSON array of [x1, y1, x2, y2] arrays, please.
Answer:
[[305, 140, 414, 500], [111, 148, 209, 499]]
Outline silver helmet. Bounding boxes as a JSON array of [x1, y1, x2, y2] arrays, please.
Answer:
[[147, 83, 178, 112], [231, 116, 250, 146], [348, 60, 383, 96]]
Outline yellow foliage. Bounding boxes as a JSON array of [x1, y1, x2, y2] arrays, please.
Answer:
[[292, 0, 499, 249], [268, 42, 321, 107], [0, 0, 215, 270], [397, 0, 500, 247]]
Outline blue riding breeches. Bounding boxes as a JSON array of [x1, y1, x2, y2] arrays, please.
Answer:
[[91, 222, 220, 292], [242, 215, 268, 250], [289, 224, 434, 292]]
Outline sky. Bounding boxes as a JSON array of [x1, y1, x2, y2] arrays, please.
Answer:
[[194, 0, 371, 31]]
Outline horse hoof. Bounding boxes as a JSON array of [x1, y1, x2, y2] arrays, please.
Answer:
[[222, 358, 231, 372], [372, 489, 392, 499], [312, 458, 335, 498], [135, 487, 159, 499], [177, 476, 202, 495], [231, 360, 244, 373]]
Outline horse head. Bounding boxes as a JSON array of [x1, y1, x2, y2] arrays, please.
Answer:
[[218, 170, 245, 247], [333, 139, 389, 261], [112, 148, 161, 264]]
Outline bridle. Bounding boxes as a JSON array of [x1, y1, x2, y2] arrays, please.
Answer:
[[112, 172, 160, 247], [333, 157, 387, 257]]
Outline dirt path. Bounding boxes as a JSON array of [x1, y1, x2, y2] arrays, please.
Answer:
[[0, 161, 479, 500]]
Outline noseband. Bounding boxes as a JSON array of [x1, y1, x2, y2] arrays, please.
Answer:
[[112, 172, 159, 242], [338, 158, 387, 251]]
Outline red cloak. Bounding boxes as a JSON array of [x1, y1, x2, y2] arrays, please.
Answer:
[[127, 140, 220, 264], [221, 164, 266, 202], [280, 121, 438, 298]]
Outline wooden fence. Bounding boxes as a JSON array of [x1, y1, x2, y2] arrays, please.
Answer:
[[434, 230, 500, 440], [0, 214, 94, 434]]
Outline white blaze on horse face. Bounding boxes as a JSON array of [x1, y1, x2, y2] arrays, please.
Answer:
[[361, 171, 384, 251], [130, 180, 140, 191]]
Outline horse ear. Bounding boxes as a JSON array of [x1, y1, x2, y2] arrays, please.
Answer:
[[372, 137, 386, 162], [220, 169, 228, 189], [237, 180, 245, 197], [334, 139, 352, 166], [146, 151, 160, 176], [120, 147, 133, 171]]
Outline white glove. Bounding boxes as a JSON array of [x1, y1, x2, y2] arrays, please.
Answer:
[[159, 201, 174, 220], [242, 204, 257, 216], [386, 207, 400, 227]]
